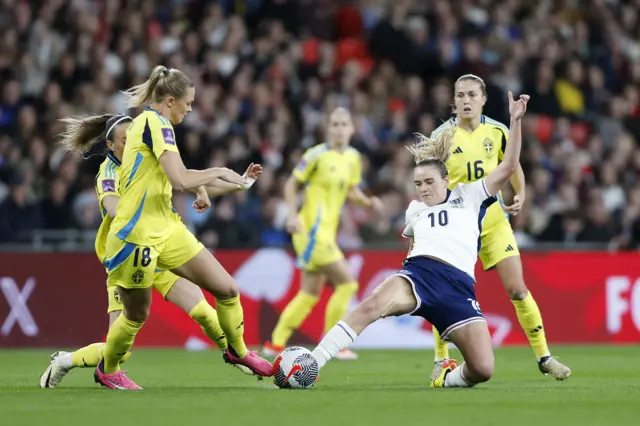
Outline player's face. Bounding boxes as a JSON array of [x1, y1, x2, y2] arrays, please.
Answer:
[[454, 80, 486, 120], [328, 111, 354, 148], [168, 86, 195, 125], [414, 164, 450, 205], [108, 123, 128, 162]]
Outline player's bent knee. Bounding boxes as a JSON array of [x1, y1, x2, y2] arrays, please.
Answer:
[[123, 305, 150, 323], [467, 357, 494, 383], [212, 283, 239, 300]]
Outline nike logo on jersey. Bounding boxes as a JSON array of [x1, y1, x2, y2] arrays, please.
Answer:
[[453, 147, 463, 154], [505, 245, 515, 252]]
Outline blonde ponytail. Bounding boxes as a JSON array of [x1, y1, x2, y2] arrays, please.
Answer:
[[122, 65, 194, 108], [406, 125, 456, 165], [58, 114, 114, 154]]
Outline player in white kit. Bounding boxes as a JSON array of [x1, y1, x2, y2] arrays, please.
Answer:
[[311, 91, 529, 388]]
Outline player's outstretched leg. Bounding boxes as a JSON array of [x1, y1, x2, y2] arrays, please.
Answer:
[[429, 326, 455, 382], [172, 249, 272, 377], [312, 276, 417, 370], [94, 287, 150, 390], [319, 261, 360, 361], [164, 277, 252, 376], [430, 321, 494, 388], [496, 257, 571, 380], [41, 311, 132, 389]]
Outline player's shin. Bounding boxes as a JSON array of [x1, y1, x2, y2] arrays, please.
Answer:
[[511, 292, 550, 360], [324, 282, 358, 334], [189, 300, 227, 351], [215, 295, 248, 358], [312, 320, 358, 369], [432, 326, 449, 361], [102, 314, 143, 374], [71, 343, 105, 368], [271, 291, 319, 347]]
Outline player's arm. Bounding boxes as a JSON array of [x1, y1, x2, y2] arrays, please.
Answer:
[[102, 195, 119, 218], [204, 163, 262, 197], [485, 92, 529, 197], [159, 152, 244, 191], [346, 151, 383, 212]]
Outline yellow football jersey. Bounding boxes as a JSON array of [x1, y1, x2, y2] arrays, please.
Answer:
[[432, 115, 510, 229], [110, 107, 181, 246], [94, 152, 121, 262], [293, 144, 362, 238]]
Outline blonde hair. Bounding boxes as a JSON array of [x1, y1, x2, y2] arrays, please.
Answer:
[[455, 74, 487, 96], [406, 125, 457, 166], [58, 113, 132, 154], [122, 65, 193, 108]]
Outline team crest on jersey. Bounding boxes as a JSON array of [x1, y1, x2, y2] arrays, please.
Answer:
[[132, 270, 145, 285], [483, 139, 494, 157], [449, 197, 464, 208]]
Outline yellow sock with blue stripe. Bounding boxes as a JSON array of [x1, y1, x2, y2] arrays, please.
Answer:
[[433, 326, 449, 361], [324, 282, 358, 334], [189, 300, 227, 351], [103, 314, 143, 374], [71, 343, 132, 368], [272, 292, 319, 347], [512, 292, 550, 360], [215, 295, 247, 358]]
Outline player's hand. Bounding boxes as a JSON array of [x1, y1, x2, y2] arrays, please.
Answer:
[[286, 215, 301, 234], [370, 196, 385, 215], [193, 189, 211, 213], [508, 91, 530, 121], [216, 167, 246, 186], [504, 194, 525, 216], [244, 163, 263, 180]]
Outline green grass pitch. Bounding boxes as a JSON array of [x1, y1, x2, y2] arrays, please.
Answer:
[[1, 346, 639, 426]]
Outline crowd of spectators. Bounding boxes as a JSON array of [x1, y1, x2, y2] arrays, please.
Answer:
[[2, 0, 640, 250]]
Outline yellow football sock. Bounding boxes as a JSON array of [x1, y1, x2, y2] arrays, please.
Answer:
[[324, 282, 358, 334], [272, 292, 319, 347], [71, 343, 132, 368], [215, 295, 247, 358], [189, 299, 227, 351], [103, 314, 143, 374], [512, 292, 550, 360], [71, 343, 104, 368], [433, 326, 449, 361]]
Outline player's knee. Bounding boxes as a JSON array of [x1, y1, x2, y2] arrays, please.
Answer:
[[214, 284, 239, 300], [507, 286, 529, 301], [358, 292, 385, 322], [124, 304, 150, 323], [467, 358, 494, 383]]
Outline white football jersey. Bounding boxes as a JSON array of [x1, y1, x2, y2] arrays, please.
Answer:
[[402, 179, 497, 280]]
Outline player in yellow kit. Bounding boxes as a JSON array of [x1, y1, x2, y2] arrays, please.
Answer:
[[70, 66, 272, 390], [428, 75, 571, 382], [262, 107, 383, 359], [41, 113, 262, 388]]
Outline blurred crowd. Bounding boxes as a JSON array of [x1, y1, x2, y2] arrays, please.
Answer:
[[1, 0, 640, 250]]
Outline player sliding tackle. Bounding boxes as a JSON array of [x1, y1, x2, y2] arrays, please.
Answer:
[[312, 91, 529, 388]]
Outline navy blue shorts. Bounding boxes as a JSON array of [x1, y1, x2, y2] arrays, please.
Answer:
[[395, 256, 485, 342]]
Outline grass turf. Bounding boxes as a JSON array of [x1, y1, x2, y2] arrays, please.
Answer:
[[1, 346, 639, 426]]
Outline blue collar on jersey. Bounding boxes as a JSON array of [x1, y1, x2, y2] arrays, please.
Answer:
[[436, 189, 452, 205], [145, 106, 163, 115], [107, 151, 121, 166]]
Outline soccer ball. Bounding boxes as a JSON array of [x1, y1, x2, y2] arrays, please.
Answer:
[[272, 346, 319, 389]]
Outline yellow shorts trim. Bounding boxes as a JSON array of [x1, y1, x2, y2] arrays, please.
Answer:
[[478, 222, 519, 271], [106, 270, 180, 313], [104, 224, 203, 289], [292, 231, 344, 273]]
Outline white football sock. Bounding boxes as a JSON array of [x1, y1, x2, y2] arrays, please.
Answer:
[[312, 320, 358, 369], [444, 362, 475, 388], [58, 352, 74, 369]]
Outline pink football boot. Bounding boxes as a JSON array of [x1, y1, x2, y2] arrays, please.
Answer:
[[223, 349, 273, 377]]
